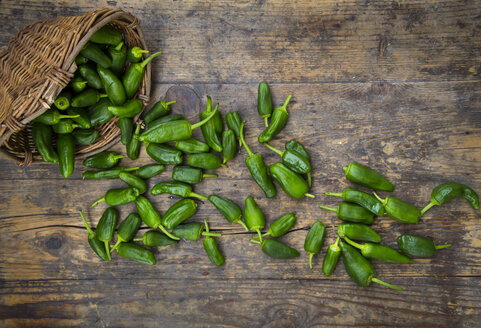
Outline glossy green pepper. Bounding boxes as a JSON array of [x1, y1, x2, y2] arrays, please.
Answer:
[[54, 91, 71, 110], [90, 25, 122, 45], [174, 138, 210, 154], [146, 114, 185, 130], [188, 153, 223, 170], [123, 51, 162, 98], [57, 134, 75, 178], [71, 89, 106, 108], [421, 182, 480, 215], [78, 63, 103, 90], [172, 222, 221, 241], [108, 99, 143, 118], [343, 162, 394, 192], [146, 143, 183, 165], [134, 230, 178, 247], [239, 121, 277, 198], [200, 97, 223, 152], [257, 81, 273, 127], [79, 210, 109, 261], [344, 236, 412, 263], [126, 123, 141, 160], [83, 151, 123, 169], [32, 123, 58, 163], [339, 240, 402, 290], [161, 199, 198, 229], [260, 239, 300, 259], [322, 237, 341, 276], [119, 171, 147, 194], [319, 202, 375, 224], [269, 162, 314, 199], [80, 42, 112, 68], [304, 221, 326, 269], [52, 119, 79, 134], [374, 192, 421, 224], [67, 107, 91, 129], [82, 166, 139, 179], [69, 76, 88, 93], [285, 140, 310, 160], [107, 42, 127, 76], [96, 207, 118, 261], [151, 181, 207, 200], [117, 242, 156, 265], [172, 165, 217, 184], [134, 164, 165, 179], [257, 213, 296, 240], [265, 143, 311, 175], [72, 129, 99, 146], [325, 188, 384, 216], [143, 100, 176, 124], [222, 129, 237, 164], [127, 46, 149, 63], [134, 196, 180, 240], [203, 220, 224, 266], [87, 98, 114, 126], [337, 223, 381, 243], [32, 109, 79, 125], [397, 234, 452, 258], [208, 194, 248, 230], [244, 196, 266, 241], [111, 213, 142, 251], [119, 117, 133, 145], [258, 94, 292, 143], [91, 187, 140, 207], [225, 111, 243, 146], [75, 54, 89, 65]]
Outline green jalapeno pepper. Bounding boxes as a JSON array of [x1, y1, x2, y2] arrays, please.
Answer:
[[172, 222, 221, 241], [80, 42, 112, 68], [69, 76, 88, 93], [32, 123, 58, 163], [304, 221, 326, 269], [319, 202, 375, 224], [284, 139, 312, 186], [72, 129, 99, 146], [251, 213, 297, 242], [118, 117, 133, 145], [269, 162, 314, 199], [257, 81, 273, 127], [97, 65, 127, 106], [188, 153, 223, 170], [151, 181, 207, 200], [83, 151, 123, 169], [343, 236, 412, 263], [79, 210, 109, 261], [71, 89, 107, 108], [96, 207, 118, 261], [91, 187, 140, 207], [67, 107, 91, 129], [244, 196, 266, 241], [117, 242, 156, 265], [134, 230, 178, 247], [127, 46, 149, 63], [146, 143, 183, 165], [172, 165, 217, 184], [134, 164, 165, 179], [126, 123, 141, 160], [343, 162, 394, 192], [143, 100, 176, 124], [265, 143, 311, 175], [52, 119, 79, 134], [54, 91, 71, 110], [421, 182, 480, 215], [260, 239, 300, 259], [373, 192, 421, 224], [397, 234, 452, 258], [203, 220, 225, 266], [123, 51, 162, 98], [225, 111, 243, 146], [32, 109, 79, 125], [111, 213, 142, 251], [339, 240, 403, 290], [119, 171, 147, 194], [239, 121, 277, 198], [161, 199, 198, 229], [75, 54, 89, 65], [145, 114, 184, 130], [200, 97, 223, 152], [87, 98, 114, 126], [57, 134, 75, 178], [326, 188, 384, 216], [134, 196, 180, 240], [174, 138, 210, 154], [208, 194, 248, 230], [258, 94, 292, 143], [108, 99, 143, 118], [337, 223, 381, 243], [90, 25, 122, 45], [108, 42, 127, 77], [82, 166, 139, 180], [78, 64, 103, 90], [222, 129, 237, 165], [322, 237, 341, 276]]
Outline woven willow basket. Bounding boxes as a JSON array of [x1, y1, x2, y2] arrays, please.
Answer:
[[0, 8, 151, 166]]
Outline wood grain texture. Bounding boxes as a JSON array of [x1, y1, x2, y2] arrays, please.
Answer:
[[1, 0, 481, 327]]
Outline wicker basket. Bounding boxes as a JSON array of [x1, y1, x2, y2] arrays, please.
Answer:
[[0, 8, 151, 166]]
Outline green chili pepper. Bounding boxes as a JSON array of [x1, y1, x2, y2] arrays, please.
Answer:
[[143, 100, 176, 124], [140, 108, 218, 144], [261, 213, 296, 240], [200, 97, 223, 152], [146, 143, 183, 165], [339, 240, 403, 290], [72, 129, 99, 146], [325, 188, 384, 216], [322, 237, 341, 276], [319, 202, 375, 224], [108, 41, 127, 77], [304, 221, 326, 269], [32, 109, 79, 125], [373, 192, 421, 224], [258, 94, 292, 143], [257, 81, 273, 127], [108, 99, 143, 118], [421, 182, 480, 215], [343, 162, 394, 192], [265, 143, 311, 175], [69, 76, 88, 93], [97, 65, 127, 106], [134, 230, 178, 247], [134, 164, 165, 179], [239, 121, 277, 198], [161, 199, 198, 229], [83, 151, 123, 169], [146, 114, 184, 130], [111, 213, 142, 251], [151, 181, 207, 200], [78, 64, 103, 90], [172, 165, 217, 184], [127, 46, 149, 63], [52, 119, 79, 134], [222, 129, 237, 165], [91, 187, 140, 207], [208, 194, 248, 231], [397, 234, 452, 258], [75, 54, 89, 65], [134, 196, 180, 240], [344, 236, 412, 263], [174, 138, 210, 154], [117, 242, 156, 265], [32, 123, 58, 163], [188, 153, 223, 170], [285, 140, 310, 160], [82, 166, 139, 179], [172, 222, 221, 241], [79, 210, 109, 261], [225, 111, 243, 146], [260, 239, 300, 259], [244, 196, 266, 241], [87, 98, 114, 126], [119, 171, 147, 194], [66, 107, 91, 129], [269, 162, 314, 199], [57, 134, 75, 178], [90, 25, 122, 45], [80, 42, 112, 68], [203, 220, 225, 266], [337, 223, 381, 243], [126, 122, 141, 160], [71, 89, 106, 108], [54, 91, 71, 110], [96, 207, 118, 261], [123, 51, 162, 98], [118, 117, 133, 145]]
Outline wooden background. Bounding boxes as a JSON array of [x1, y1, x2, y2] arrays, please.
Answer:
[[1, 0, 481, 327]]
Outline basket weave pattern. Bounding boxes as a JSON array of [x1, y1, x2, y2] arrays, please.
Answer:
[[0, 8, 151, 166]]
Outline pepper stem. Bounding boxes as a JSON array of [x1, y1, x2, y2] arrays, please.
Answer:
[[114, 41, 124, 51], [239, 121, 254, 157], [307, 172, 312, 187], [325, 192, 343, 197], [237, 220, 249, 232], [202, 174, 218, 179], [309, 252, 314, 269], [264, 143, 284, 157], [59, 114, 80, 120], [188, 192, 208, 200], [435, 243, 452, 250], [256, 229, 263, 243], [79, 210, 94, 237], [140, 51, 163, 69], [202, 231, 222, 238], [204, 219, 210, 233], [420, 202, 436, 215], [334, 236, 340, 247], [319, 205, 337, 212], [304, 193, 315, 198], [156, 224, 180, 240], [110, 240, 122, 252], [206, 96, 212, 112], [342, 166, 348, 172], [282, 95, 292, 109], [371, 277, 403, 291], [104, 241, 111, 261], [250, 239, 261, 245], [343, 236, 364, 250], [221, 163, 228, 168], [264, 116, 269, 127], [251, 231, 270, 241], [90, 197, 105, 207], [191, 108, 219, 130], [113, 155, 124, 161], [133, 238, 143, 242], [373, 192, 386, 204]]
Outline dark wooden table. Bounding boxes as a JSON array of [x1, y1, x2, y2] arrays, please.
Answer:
[[1, 1, 481, 327]]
